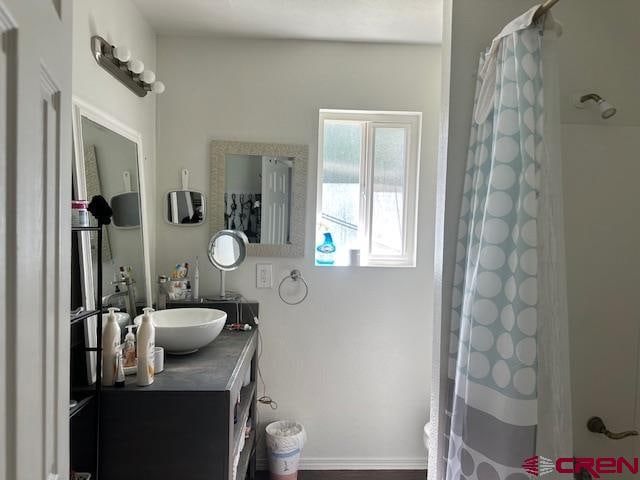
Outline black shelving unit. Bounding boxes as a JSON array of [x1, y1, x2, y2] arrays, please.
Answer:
[[69, 395, 96, 419], [70, 223, 104, 480]]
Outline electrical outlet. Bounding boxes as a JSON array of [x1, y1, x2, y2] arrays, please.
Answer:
[[256, 263, 273, 289]]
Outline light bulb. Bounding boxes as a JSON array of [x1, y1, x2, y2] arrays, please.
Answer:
[[140, 70, 156, 84], [113, 46, 131, 63], [151, 81, 165, 94], [127, 59, 144, 75]]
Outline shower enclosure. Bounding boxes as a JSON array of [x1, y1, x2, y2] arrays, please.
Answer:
[[431, 1, 640, 479]]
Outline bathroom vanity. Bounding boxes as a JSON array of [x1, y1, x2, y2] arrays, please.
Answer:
[[99, 328, 258, 480]]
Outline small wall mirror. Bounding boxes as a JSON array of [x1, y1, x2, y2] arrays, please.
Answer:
[[165, 169, 206, 226], [112, 191, 141, 228], [211, 141, 307, 257], [208, 230, 248, 298], [165, 190, 206, 225]]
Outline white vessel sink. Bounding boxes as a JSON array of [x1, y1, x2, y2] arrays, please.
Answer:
[[134, 308, 227, 354]]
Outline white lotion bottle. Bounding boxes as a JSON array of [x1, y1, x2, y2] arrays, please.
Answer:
[[102, 307, 121, 386], [136, 307, 156, 386]]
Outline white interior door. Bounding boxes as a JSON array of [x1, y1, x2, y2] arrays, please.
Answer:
[[261, 156, 290, 244], [1, 0, 72, 479], [563, 124, 640, 474]]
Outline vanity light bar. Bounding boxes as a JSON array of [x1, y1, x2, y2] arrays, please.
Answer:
[[91, 36, 165, 98]]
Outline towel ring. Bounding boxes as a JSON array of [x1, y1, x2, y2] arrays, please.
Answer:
[[278, 269, 309, 305]]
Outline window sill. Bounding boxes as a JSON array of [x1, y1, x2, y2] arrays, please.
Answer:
[[314, 261, 416, 269]]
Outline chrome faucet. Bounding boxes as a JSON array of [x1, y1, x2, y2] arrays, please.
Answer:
[[157, 275, 168, 310], [102, 289, 128, 308], [102, 266, 137, 317]]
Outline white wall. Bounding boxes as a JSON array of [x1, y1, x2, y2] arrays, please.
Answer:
[[156, 37, 441, 467], [434, 0, 640, 472], [555, 0, 640, 127], [73, 0, 157, 287]]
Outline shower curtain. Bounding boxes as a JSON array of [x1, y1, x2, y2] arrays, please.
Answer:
[[445, 7, 572, 480]]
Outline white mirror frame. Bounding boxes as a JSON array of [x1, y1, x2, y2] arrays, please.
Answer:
[[71, 97, 153, 382], [210, 140, 308, 257]]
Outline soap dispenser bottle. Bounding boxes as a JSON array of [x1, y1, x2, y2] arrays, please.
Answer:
[[136, 307, 155, 386], [122, 325, 136, 368], [102, 307, 122, 386]]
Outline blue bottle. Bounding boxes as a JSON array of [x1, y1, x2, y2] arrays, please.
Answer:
[[316, 232, 336, 265]]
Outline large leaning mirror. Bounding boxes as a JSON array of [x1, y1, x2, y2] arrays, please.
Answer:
[[210, 141, 307, 257], [72, 99, 153, 382]]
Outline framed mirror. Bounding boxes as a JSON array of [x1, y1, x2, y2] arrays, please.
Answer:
[[210, 141, 307, 257], [72, 98, 153, 382]]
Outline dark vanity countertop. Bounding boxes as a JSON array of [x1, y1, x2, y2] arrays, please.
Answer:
[[107, 329, 257, 393]]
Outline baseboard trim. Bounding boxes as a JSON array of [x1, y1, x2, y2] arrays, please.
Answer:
[[256, 457, 428, 471]]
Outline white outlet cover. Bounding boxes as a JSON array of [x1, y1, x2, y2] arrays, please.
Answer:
[[256, 263, 273, 289]]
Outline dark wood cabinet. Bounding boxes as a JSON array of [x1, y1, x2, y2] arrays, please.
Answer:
[[99, 329, 258, 480]]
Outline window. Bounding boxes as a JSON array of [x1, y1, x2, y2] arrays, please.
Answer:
[[316, 110, 421, 267]]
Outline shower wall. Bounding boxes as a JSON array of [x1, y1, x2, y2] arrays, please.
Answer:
[[554, 0, 640, 461], [562, 125, 640, 460]]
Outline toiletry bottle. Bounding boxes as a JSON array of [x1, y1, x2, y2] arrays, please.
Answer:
[[136, 307, 155, 386], [102, 307, 122, 386], [193, 256, 200, 301], [115, 347, 125, 388], [316, 232, 336, 265], [122, 326, 136, 368]]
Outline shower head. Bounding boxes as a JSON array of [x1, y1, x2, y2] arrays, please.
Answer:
[[597, 100, 617, 119], [577, 93, 617, 119]]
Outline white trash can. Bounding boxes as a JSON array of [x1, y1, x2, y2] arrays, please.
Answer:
[[266, 421, 306, 480]]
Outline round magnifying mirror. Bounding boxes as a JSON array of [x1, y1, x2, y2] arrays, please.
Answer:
[[208, 230, 248, 298]]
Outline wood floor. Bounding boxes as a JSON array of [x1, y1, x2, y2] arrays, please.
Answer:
[[256, 471, 426, 479]]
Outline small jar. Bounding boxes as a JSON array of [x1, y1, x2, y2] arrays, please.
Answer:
[[71, 200, 89, 227]]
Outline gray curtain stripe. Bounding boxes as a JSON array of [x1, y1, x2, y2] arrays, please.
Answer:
[[450, 394, 537, 468]]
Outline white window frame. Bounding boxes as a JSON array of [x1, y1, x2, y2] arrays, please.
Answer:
[[317, 109, 422, 267]]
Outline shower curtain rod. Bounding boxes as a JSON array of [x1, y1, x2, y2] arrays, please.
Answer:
[[533, 0, 561, 21]]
